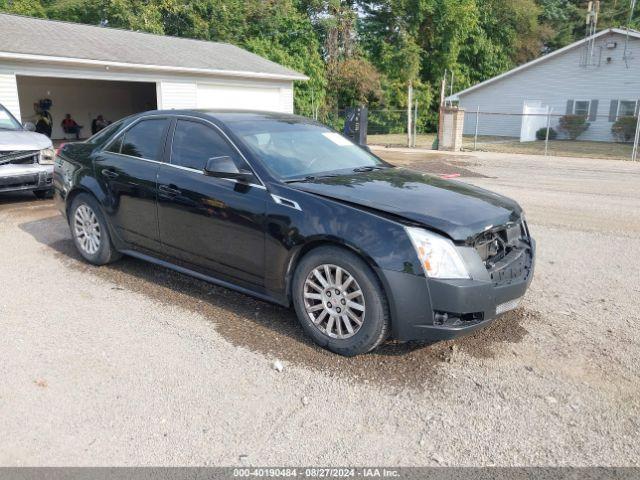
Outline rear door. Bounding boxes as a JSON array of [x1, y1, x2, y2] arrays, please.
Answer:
[[94, 117, 170, 252], [157, 117, 267, 287]]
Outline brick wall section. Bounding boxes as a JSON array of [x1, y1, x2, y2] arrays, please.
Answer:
[[438, 107, 465, 151]]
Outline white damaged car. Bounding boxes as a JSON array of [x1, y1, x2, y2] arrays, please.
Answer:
[[0, 103, 55, 199]]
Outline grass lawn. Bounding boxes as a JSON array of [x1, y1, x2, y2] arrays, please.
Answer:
[[368, 133, 635, 161], [368, 133, 437, 149], [463, 136, 634, 160]]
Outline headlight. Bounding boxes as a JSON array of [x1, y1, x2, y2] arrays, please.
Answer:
[[38, 147, 55, 165], [405, 227, 470, 279]]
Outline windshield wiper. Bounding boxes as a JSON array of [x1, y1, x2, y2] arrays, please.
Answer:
[[352, 166, 386, 173], [283, 174, 341, 184]]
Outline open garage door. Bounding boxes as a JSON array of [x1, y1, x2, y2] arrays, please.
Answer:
[[16, 76, 157, 140], [196, 83, 291, 113]]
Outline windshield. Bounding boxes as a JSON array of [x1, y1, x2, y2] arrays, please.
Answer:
[[0, 104, 22, 131], [233, 118, 388, 180]]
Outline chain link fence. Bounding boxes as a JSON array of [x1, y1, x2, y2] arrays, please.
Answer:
[[325, 109, 409, 133], [324, 109, 437, 149], [322, 108, 639, 161], [461, 110, 640, 161]]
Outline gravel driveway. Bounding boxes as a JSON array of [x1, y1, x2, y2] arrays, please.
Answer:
[[1, 150, 639, 466]]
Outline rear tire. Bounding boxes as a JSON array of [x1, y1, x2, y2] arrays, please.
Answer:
[[292, 246, 390, 356], [69, 193, 121, 265]]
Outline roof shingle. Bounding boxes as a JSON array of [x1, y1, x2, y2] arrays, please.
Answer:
[[0, 13, 307, 80]]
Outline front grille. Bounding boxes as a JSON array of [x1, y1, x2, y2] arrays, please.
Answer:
[[0, 150, 39, 165], [473, 219, 533, 286]]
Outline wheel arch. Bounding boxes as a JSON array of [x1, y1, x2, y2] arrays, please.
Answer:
[[64, 186, 94, 221], [64, 185, 122, 250], [284, 239, 392, 322]]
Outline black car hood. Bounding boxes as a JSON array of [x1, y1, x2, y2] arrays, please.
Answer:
[[290, 168, 522, 242]]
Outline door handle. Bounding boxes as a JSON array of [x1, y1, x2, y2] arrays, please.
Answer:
[[159, 184, 181, 196], [101, 169, 119, 179]]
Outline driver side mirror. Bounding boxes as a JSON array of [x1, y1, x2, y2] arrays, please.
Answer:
[[23, 122, 36, 132], [204, 156, 253, 182]]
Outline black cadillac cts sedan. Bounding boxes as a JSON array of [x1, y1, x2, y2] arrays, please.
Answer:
[[53, 110, 535, 356]]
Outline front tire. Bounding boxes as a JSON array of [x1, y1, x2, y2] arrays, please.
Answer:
[[292, 246, 390, 356], [69, 193, 121, 265]]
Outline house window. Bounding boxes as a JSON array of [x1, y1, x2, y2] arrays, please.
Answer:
[[573, 100, 590, 116], [618, 100, 638, 118]]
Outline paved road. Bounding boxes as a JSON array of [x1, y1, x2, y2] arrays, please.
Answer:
[[1, 151, 639, 466]]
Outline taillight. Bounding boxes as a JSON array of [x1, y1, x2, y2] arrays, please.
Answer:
[[54, 143, 66, 157]]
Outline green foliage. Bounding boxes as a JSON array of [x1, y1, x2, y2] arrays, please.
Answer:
[[536, 127, 557, 141], [2, 0, 636, 132], [612, 116, 639, 143], [558, 115, 590, 140], [1, 0, 46, 17]]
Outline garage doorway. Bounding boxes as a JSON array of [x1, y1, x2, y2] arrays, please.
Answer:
[[16, 76, 157, 140]]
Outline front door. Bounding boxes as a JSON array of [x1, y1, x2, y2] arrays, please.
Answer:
[[157, 118, 267, 287], [94, 117, 170, 253]]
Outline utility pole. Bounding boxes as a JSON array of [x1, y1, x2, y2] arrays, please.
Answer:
[[623, 0, 638, 67], [407, 82, 413, 148], [584, 1, 600, 66], [632, 115, 640, 161], [413, 99, 418, 148]]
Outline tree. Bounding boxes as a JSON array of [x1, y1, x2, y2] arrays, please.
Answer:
[[1, 0, 46, 17], [4, 0, 622, 133]]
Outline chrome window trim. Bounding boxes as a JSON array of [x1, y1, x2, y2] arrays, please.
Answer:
[[105, 151, 265, 190], [104, 151, 163, 165], [163, 161, 266, 190]]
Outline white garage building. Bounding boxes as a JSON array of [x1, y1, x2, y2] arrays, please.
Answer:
[[0, 13, 307, 139]]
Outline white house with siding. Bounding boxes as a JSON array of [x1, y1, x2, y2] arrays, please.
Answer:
[[448, 28, 640, 142], [0, 13, 307, 140]]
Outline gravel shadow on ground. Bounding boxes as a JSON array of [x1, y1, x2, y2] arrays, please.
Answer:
[[20, 214, 537, 390], [374, 150, 489, 178]]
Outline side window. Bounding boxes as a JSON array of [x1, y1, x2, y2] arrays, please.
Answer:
[[115, 118, 169, 160], [171, 120, 242, 171]]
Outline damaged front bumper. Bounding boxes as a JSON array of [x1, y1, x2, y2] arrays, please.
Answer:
[[381, 236, 536, 343], [0, 163, 53, 194]]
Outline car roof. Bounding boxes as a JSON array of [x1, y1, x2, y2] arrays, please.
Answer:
[[139, 109, 315, 125]]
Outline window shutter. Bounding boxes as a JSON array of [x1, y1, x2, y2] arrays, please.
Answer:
[[589, 100, 599, 121], [566, 100, 574, 115], [609, 100, 619, 122]]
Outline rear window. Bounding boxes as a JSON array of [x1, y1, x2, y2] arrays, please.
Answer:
[[106, 118, 169, 161], [88, 120, 124, 147]]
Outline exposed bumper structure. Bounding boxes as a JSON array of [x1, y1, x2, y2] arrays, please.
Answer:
[[0, 163, 53, 194], [380, 238, 536, 342]]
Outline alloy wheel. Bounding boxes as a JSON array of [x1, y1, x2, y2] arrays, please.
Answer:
[[303, 264, 366, 339], [74, 204, 101, 255]]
